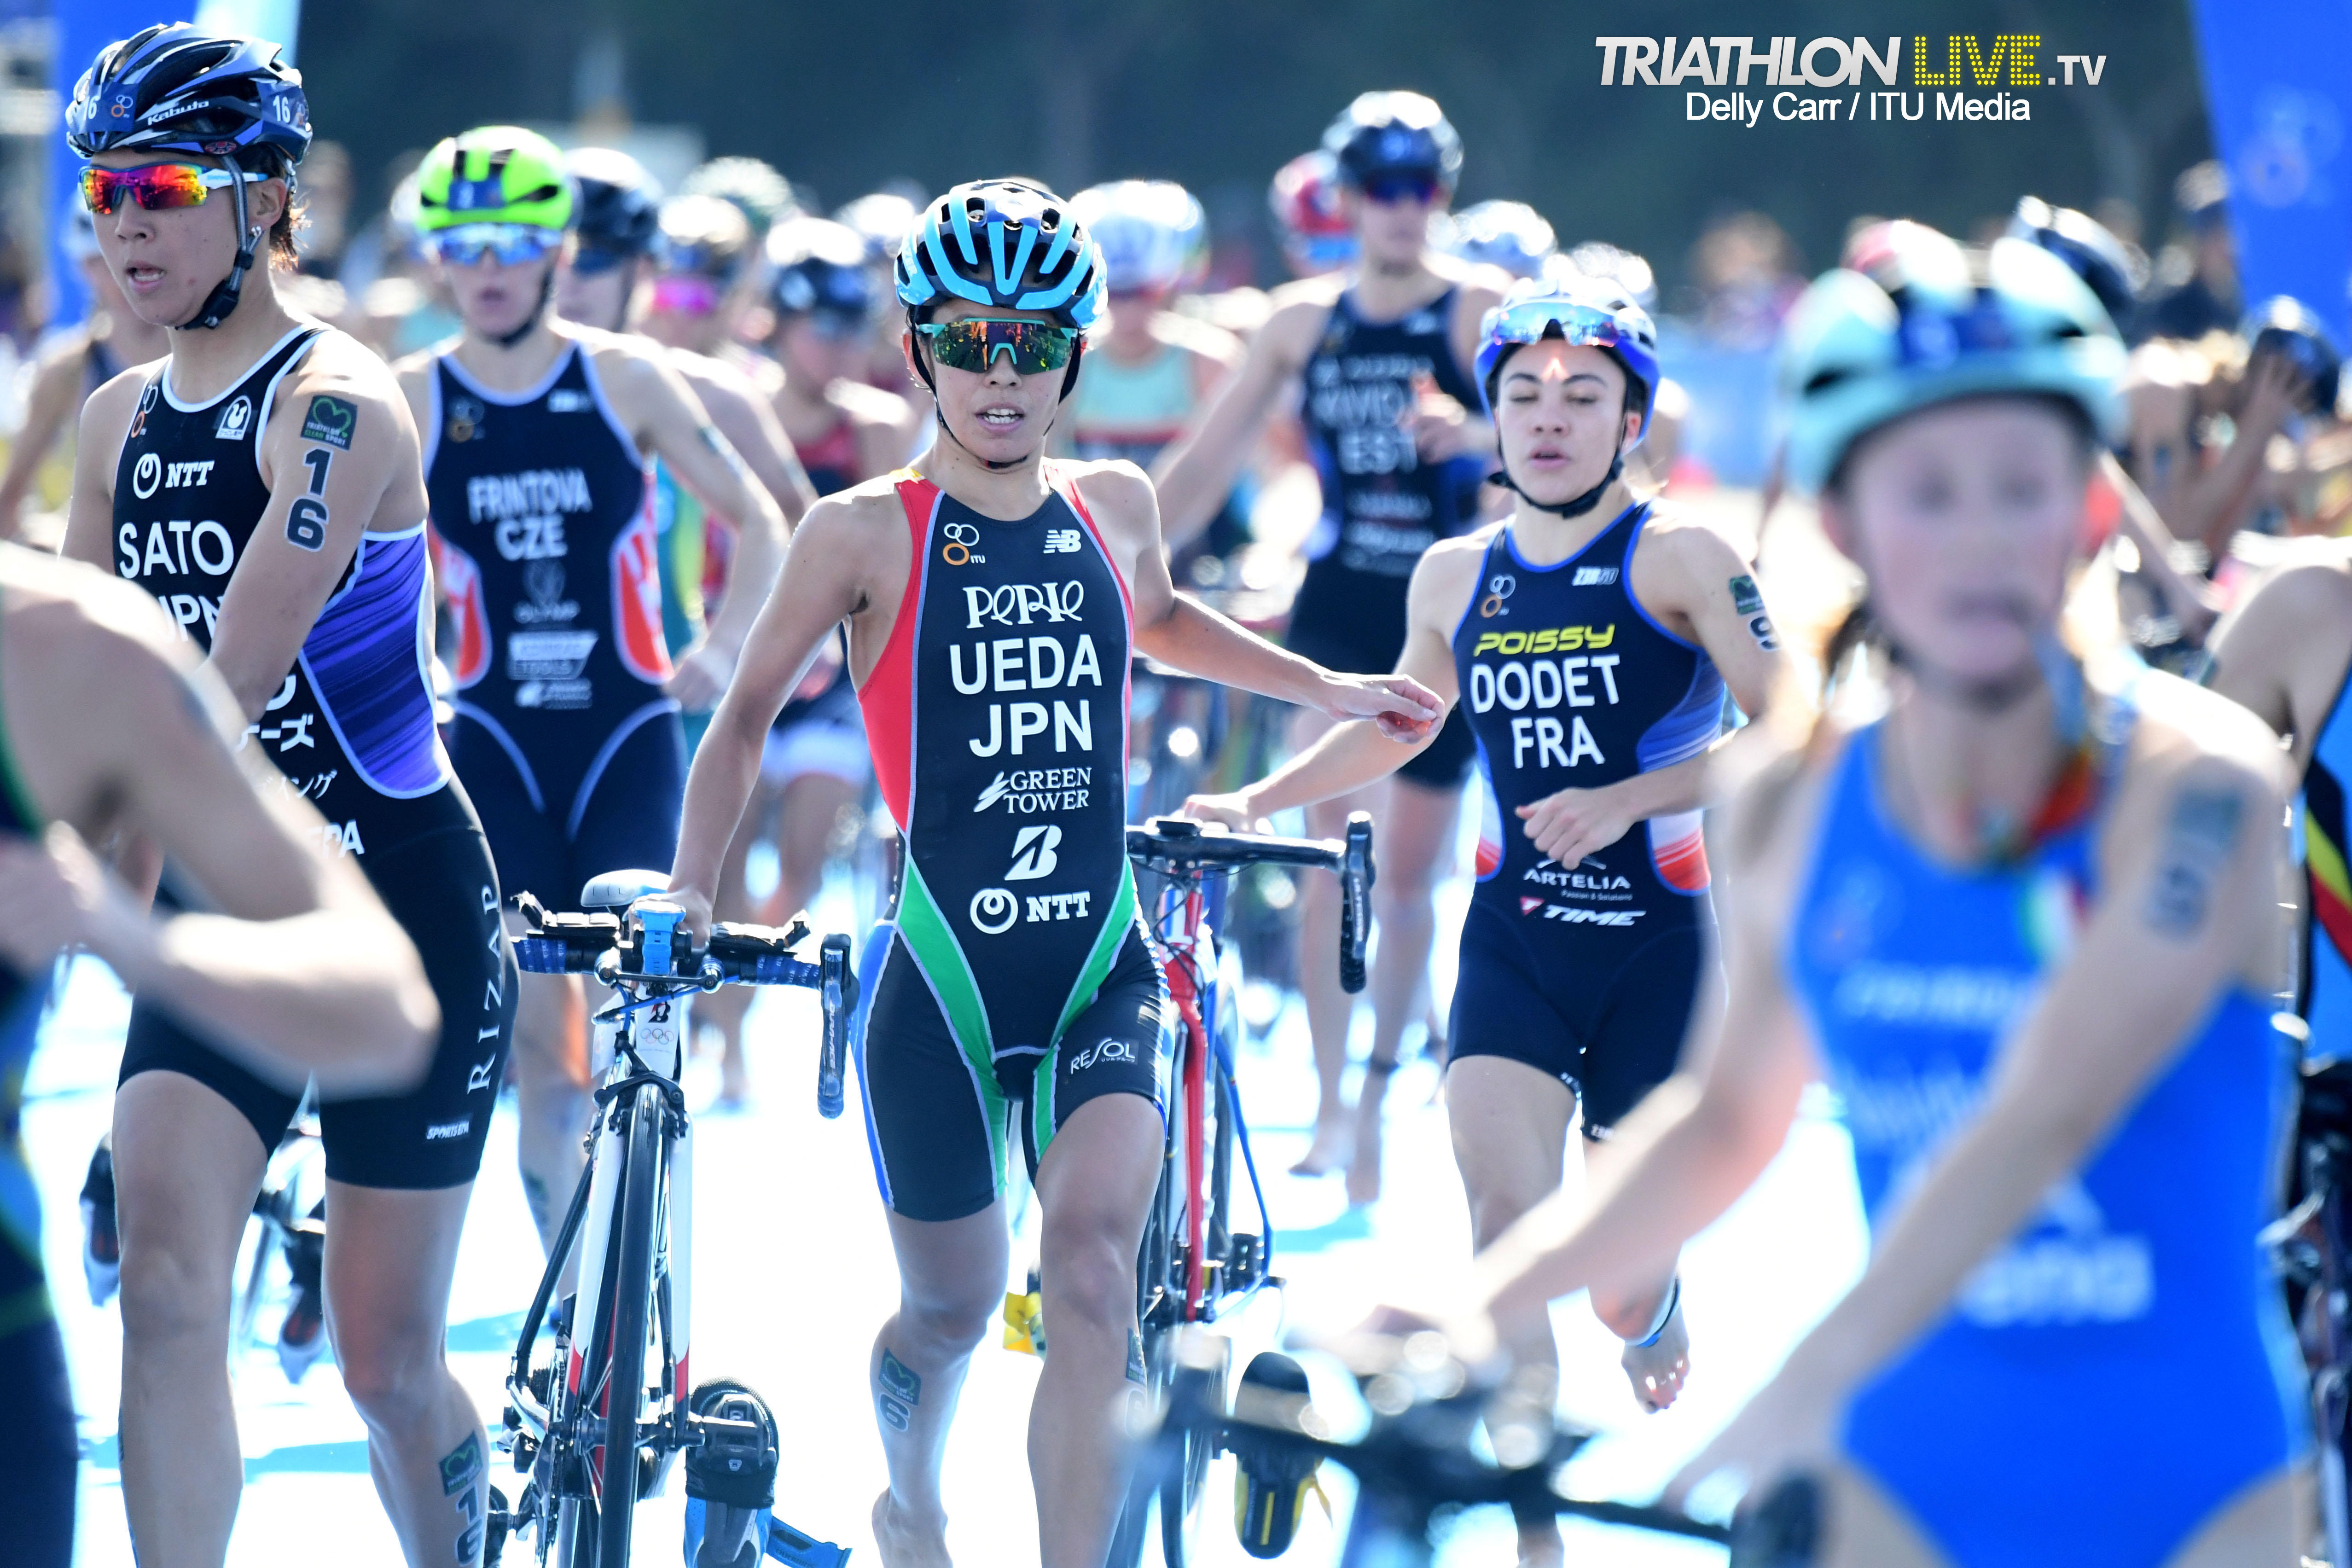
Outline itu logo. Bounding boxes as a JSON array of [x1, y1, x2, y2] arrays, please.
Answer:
[[1479, 573, 1516, 618]]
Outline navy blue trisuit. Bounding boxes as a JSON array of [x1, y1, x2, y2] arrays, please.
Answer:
[[1446, 501, 1725, 1135]]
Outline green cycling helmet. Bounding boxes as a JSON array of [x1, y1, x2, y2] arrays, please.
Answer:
[[1779, 224, 2124, 495], [415, 125, 574, 233]]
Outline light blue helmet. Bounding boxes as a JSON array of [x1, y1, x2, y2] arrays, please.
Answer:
[[1069, 180, 1206, 294], [1779, 225, 2125, 494], [1444, 200, 1556, 279], [1474, 273, 1660, 445], [894, 179, 1108, 333]]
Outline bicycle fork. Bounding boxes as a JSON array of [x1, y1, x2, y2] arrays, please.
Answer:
[[568, 994, 698, 1490]]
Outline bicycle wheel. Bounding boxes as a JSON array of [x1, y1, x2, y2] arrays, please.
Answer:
[[1158, 1330, 1228, 1568]]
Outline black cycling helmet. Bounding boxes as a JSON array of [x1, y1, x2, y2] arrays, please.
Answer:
[[2008, 197, 2144, 333], [566, 146, 662, 273], [767, 216, 875, 321], [2243, 296, 2342, 416], [1324, 91, 1462, 191], [66, 23, 311, 330]]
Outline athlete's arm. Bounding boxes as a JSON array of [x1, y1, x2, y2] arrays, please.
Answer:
[[0, 341, 94, 540], [1185, 539, 1475, 827], [2205, 547, 2352, 770], [1149, 287, 1329, 548], [1510, 518, 1795, 866], [598, 341, 790, 691], [59, 369, 143, 570], [1087, 463, 1440, 732], [2102, 450, 2217, 641], [0, 563, 438, 1090], [663, 492, 880, 933], [207, 349, 412, 721], [1669, 695, 2292, 1498]]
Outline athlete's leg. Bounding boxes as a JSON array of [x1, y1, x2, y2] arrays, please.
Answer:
[[1807, 1463, 1951, 1568], [1446, 1055, 1575, 1568], [1347, 772, 1462, 1205], [698, 778, 778, 1105], [772, 769, 860, 924], [1588, 1126, 1688, 1414], [323, 1181, 489, 1568], [112, 1070, 271, 1566], [2165, 1464, 2306, 1568], [507, 924, 590, 1255], [868, 1203, 1007, 1568], [1030, 1093, 1164, 1568], [1290, 706, 1374, 1176]]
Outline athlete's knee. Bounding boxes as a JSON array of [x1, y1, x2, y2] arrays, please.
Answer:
[[1038, 1221, 1138, 1336], [894, 1287, 995, 1358], [334, 1311, 454, 1430], [117, 1231, 231, 1348]]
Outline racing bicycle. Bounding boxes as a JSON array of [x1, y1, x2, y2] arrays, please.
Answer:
[[2273, 1049, 2352, 1567], [1141, 1325, 1732, 1566], [1107, 813, 1374, 1568], [487, 872, 857, 1568]]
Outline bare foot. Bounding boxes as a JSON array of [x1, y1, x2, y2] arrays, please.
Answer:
[[1289, 1113, 1353, 1177], [871, 1489, 952, 1568], [1620, 1287, 1690, 1413]]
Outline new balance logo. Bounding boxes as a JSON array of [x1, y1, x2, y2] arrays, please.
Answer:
[[1044, 528, 1082, 554]]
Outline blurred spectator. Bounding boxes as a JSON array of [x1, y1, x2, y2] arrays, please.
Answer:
[[1683, 210, 1801, 350], [294, 140, 355, 278], [2138, 161, 2238, 343]]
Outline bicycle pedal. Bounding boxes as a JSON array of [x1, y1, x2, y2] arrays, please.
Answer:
[[483, 1485, 511, 1568], [1000, 1288, 1046, 1358], [763, 1514, 851, 1567]]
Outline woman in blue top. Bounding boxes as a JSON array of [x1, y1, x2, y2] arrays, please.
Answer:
[[1405, 224, 2309, 1564]]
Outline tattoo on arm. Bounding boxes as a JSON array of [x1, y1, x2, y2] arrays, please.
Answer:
[[877, 1348, 921, 1431], [1728, 574, 1780, 652], [2141, 784, 2246, 937], [299, 395, 356, 451]]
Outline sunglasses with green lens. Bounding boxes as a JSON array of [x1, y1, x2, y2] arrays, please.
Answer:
[[916, 318, 1080, 375]]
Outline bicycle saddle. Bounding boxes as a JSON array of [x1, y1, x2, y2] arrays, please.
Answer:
[[580, 869, 672, 914]]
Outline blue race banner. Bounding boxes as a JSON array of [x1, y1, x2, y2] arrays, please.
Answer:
[[2189, 0, 2352, 349]]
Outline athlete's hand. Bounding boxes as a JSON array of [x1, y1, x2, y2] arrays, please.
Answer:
[[1517, 782, 1638, 865], [1402, 372, 1493, 464], [666, 640, 736, 712], [0, 822, 155, 978], [1661, 1351, 1842, 1512], [1179, 791, 1260, 832], [633, 886, 714, 946], [1319, 673, 1443, 743]]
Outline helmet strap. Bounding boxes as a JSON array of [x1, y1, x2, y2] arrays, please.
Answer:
[[181, 153, 257, 332], [492, 265, 556, 349], [1489, 451, 1624, 519]]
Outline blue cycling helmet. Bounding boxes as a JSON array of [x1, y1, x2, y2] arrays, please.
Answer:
[[1779, 226, 2124, 495], [895, 178, 1107, 334], [1475, 275, 1660, 516], [2009, 197, 2143, 334], [67, 23, 309, 165], [1444, 200, 1555, 279], [67, 23, 310, 331], [1324, 91, 1462, 190]]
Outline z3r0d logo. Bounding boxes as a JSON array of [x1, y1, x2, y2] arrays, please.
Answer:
[[970, 887, 1019, 935]]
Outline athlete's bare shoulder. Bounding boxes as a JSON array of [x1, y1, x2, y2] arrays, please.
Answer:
[[662, 345, 762, 419], [568, 321, 663, 381], [1256, 276, 1347, 364], [831, 377, 913, 429], [1407, 525, 1491, 630], [274, 328, 417, 444], [1057, 456, 1156, 531]]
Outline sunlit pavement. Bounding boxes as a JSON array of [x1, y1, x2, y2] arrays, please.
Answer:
[[31, 493, 1871, 1566]]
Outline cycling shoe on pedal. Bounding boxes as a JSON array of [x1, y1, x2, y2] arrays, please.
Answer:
[[685, 1379, 780, 1568], [1231, 1352, 1323, 1559], [483, 1485, 511, 1568], [81, 1139, 119, 1306]]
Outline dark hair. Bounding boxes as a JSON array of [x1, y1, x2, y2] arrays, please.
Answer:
[[252, 147, 302, 269]]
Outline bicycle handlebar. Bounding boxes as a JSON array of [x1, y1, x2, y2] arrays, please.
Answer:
[[509, 894, 858, 1118], [1127, 814, 1376, 993], [1150, 1329, 1729, 1548]]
